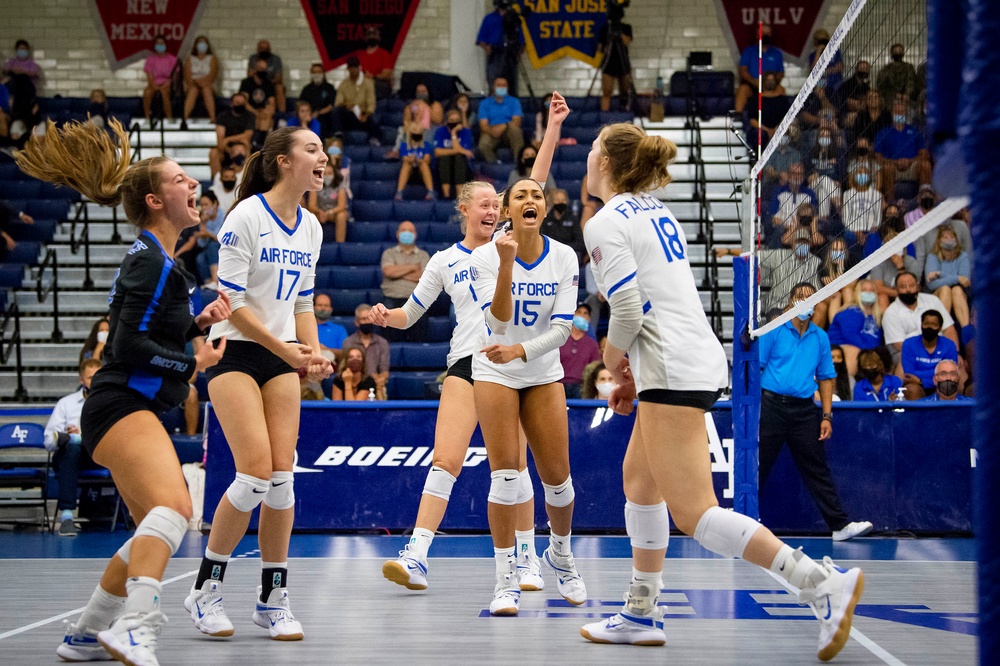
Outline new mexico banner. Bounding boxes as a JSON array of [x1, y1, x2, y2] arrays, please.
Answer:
[[520, 0, 610, 68], [88, 0, 207, 70]]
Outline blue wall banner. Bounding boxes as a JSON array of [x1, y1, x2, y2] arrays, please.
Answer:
[[518, 1, 609, 68]]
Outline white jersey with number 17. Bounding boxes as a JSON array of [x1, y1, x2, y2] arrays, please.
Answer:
[[584, 192, 728, 393]]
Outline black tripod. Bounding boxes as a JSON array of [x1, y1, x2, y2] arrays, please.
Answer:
[[585, 24, 640, 122]]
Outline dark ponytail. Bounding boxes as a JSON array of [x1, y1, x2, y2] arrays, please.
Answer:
[[232, 126, 311, 212]]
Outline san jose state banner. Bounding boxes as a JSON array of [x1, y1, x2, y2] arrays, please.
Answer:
[[88, 0, 208, 70], [300, 0, 422, 71], [714, 0, 834, 63], [519, 0, 610, 68]]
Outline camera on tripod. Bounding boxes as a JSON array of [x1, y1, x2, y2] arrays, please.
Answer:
[[494, 0, 532, 46], [607, 0, 630, 36]]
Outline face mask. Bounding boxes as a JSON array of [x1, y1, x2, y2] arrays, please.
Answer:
[[761, 35, 772, 46], [323, 175, 334, 186], [366, 39, 379, 47], [523, 157, 536, 169], [327, 145, 342, 157], [860, 291, 877, 305], [256, 69, 268, 80], [552, 202, 568, 215], [258, 50, 272, 59], [897, 292, 918, 306], [857, 72, 869, 82], [941, 239, 957, 251], [358, 323, 374, 335], [891, 52, 903, 62], [221, 179, 236, 190], [315, 308, 332, 322], [861, 367, 882, 382], [885, 215, 903, 231], [154, 43, 167, 54], [799, 214, 813, 226], [921, 197, 935, 210], [495, 86, 508, 98], [410, 133, 424, 143], [779, 135, 790, 147], [416, 93, 429, 102], [447, 121, 460, 129], [794, 244, 810, 259], [197, 42, 208, 54], [572, 315, 589, 331], [232, 103, 245, 113], [854, 173, 870, 187], [796, 307, 814, 321], [817, 77, 827, 89], [893, 114, 907, 125], [16, 48, 29, 59], [232, 154, 246, 167], [96, 331, 109, 344], [596, 381, 615, 398], [921, 327, 940, 342], [398, 231, 416, 245], [544, 101, 551, 108], [818, 136, 831, 148], [311, 74, 323, 84], [816, 39, 829, 47], [937, 379, 959, 397], [857, 146, 869, 156], [346, 358, 363, 373], [830, 250, 845, 262]]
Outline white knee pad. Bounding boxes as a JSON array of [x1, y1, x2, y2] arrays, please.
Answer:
[[226, 473, 270, 513], [625, 500, 671, 551], [488, 469, 520, 506], [263, 471, 295, 510], [542, 476, 575, 508], [516, 468, 533, 504], [693, 506, 762, 559], [422, 466, 457, 501], [133, 506, 188, 556], [116, 537, 134, 565]]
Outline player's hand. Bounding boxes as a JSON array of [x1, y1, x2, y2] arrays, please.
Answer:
[[608, 381, 636, 416], [547, 91, 570, 126], [480, 344, 524, 364], [370, 303, 390, 327], [819, 419, 833, 441], [279, 342, 314, 369], [195, 336, 226, 372], [306, 356, 334, 382], [194, 291, 232, 329], [66, 425, 81, 435], [496, 231, 518, 266]]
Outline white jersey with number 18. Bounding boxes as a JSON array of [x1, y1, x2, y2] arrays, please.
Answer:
[[584, 192, 728, 393]]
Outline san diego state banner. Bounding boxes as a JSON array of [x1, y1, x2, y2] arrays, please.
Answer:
[[519, 0, 610, 68], [88, 0, 207, 70], [300, 0, 423, 71]]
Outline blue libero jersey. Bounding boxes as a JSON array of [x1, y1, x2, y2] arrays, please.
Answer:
[[91, 230, 203, 412]]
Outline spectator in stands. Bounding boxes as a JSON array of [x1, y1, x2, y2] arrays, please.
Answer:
[[343, 304, 390, 399], [434, 107, 475, 199], [925, 359, 970, 401], [333, 56, 379, 145], [809, 30, 843, 91], [870, 238, 919, 310], [816, 238, 854, 327], [247, 39, 286, 113], [877, 43, 918, 106], [735, 23, 784, 113], [798, 62, 837, 133], [854, 348, 902, 401], [905, 184, 937, 228], [314, 293, 348, 362], [582, 363, 615, 400], [759, 238, 820, 317], [901, 309, 959, 391], [239, 57, 277, 135], [781, 202, 824, 250], [883, 271, 959, 370], [333, 346, 378, 401], [212, 167, 239, 214], [300, 63, 336, 139], [807, 126, 844, 182], [540, 189, 586, 265], [830, 344, 852, 401], [0, 80, 9, 141], [477, 2, 525, 96], [404, 83, 444, 137], [864, 203, 904, 259], [477, 77, 523, 163], [807, 168, 841, 226], [834, 60, 871, 124], [307, 160, 349, 243], [209, 92, 254, 179], [142, 36, 176, 123], [875, 98, 931, 193], [847, 137, 885, 196], [532, 93, 553, 148], [195, 191, 224, 289], [4, 39, 41, 87], [86, 89, 109, 129], [852, 89, 892, 149], [181, 35, 217, 129], [841, 165, 883, 243], [759, 282, 872, 541], [326, 136, 353, 199], [288, 99, 320, 135], [596, 11, 633, 112], [3, 40, 40, 126], [357, 26, 394, 100], [763, 123, 803, 187], [507, 145, 557, 195], [559, 303, 602, 398], [395, 122, 436, 201], [448, 92, 476, 130], [828, 279, 883, 376], [913, 214, 972, 285], [79, 316, 109, 365], [174, 215, 202, 276], [44, 358, 103, 536], [380, 221, 431, 341], [766, 162, 817, 248], [749, 72, 791, 149], [924, 226, 971, 329], [0, 200, 33, 259]]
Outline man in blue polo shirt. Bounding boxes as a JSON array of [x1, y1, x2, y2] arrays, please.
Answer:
[[874, 98, 931, 190], [735, 23, 785, 113], [901, 309, 958, 390], [477, 77, 524, 163], [314, 292, 347, 361], [925, 360, 971, 401], [759, 283, 873, 541]]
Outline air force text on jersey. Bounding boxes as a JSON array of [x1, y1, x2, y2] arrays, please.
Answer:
[[259, 247, 314, 268]]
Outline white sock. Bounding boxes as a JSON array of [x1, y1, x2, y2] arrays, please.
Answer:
[[515, 529, 536, 560], [61, 509, 74, 522], [549, 530, 571, 556], [770, 545, 828, 590], [124, 576, 161, 615], [625, 568, 661, 617], [408, 528, 434, 560], [261, 560, 288, 570], [494, 547, 515, 576], [205, 547, 230, 563], [77, 584, 126, 631]]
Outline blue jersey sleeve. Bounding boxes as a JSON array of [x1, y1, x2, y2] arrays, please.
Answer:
[[900, 337, 918, 374]]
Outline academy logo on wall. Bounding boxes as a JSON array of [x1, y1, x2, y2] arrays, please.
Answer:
[[87, 0, 207, 70], [518, 0, 610, 68], [299, 0, 423, 71], [714, 0, 834, 63]]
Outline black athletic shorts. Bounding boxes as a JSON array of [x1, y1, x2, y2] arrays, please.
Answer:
[[445, 355, 473, 386], [206, 339, 296, 387], [638, 388, 723, 412], [81, 386, 157, 456]]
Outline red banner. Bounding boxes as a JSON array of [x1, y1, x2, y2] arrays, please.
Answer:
[[715, 0, 833, 62], [88, 0, 207, 70], [299, 0, 422, 71]]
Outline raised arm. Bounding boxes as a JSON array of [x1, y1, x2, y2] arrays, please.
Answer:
[[530, 91, 569, 185]]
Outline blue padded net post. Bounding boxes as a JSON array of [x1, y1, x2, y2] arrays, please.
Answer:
[[731, 255, 760, 520]]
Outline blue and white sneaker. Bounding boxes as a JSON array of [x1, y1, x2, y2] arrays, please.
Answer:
[[97, 611, 167, 666], [57, 620, 113, 661], [800, 556, 865, 661], [489, 572, 521, 616], [580, 611, 666, 646], [382, 548, 429, 590], [252, 586, 304, 641], [516, 550, 544, 591], [183, 580, 234, 637], [542, 547, 587, 605]]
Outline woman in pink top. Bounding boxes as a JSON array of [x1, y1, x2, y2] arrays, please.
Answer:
[[143, 36, 177, 122], [4, 40, 41, 85]]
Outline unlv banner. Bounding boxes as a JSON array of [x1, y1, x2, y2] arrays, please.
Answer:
[[715, 0, 834, 62], [300, 0, 422, 71], [88, 0, 207, 70], [519, 0, 609, 68]]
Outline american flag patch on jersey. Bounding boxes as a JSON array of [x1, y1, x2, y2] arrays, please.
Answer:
[[572, 274, 579, 286], [591, 246, 602, 265]]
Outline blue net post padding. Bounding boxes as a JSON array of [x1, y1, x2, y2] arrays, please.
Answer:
[[731, 255, 760, 520]]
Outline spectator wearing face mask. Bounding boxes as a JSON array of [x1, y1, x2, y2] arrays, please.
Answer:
[[558, 304, 602, 399], [815, 238, 854, 328], [307, 161, 350, 243], [766, 162, 817, 248], [762, 123, 803, 188], [540, 189, 586, 265], [841, 166, 883, 244], [807, 127, 844, 182], [507, 145, 557, 195], [912, 215, 972, 284], [434, 108, 475, 199], [195, 191, 225, 289], [405, 83, 444, 135], [477, 77, 523, 163], [901, 310, 959, 391], [247, 39, 286, 113], [380, 223, 431, 341], [828, 279, 883, 376], [735, 23, 785, 113], [853, 349, 903, 401], [209, 93, 254, 179], [300, 64, 336, 139], [780, 203, 824, 250], [357, 26, 394, 100], [924, 226, 971, 329], [333, 346, 378, 401], [582, 363, 615, 400], [748, 71, 791, 149], [852, 90, 892, 148], [87, 89, 109, 130], [142, 36, 176, 123], [313, 293, 348, 362], [343, 304, 390, 399], [877, 43, 919, 106], [882, 271, 958, 371], [212, 167, 239, 215], [834, 60, 871, 123], [395, 122, 436, 201], [181, 35, 217, 128], [239, 57, 277, 134], [829, 344, 854, 401], [904, 184, 937, 228], [4, 39, 41, 87], [924, 360, 970, 401], [79, 316, 109, 366], [868, 235, 919, 310], [326, 138, 353, 199], [875, 98, 931, 193], [759, 240, 819, 316]]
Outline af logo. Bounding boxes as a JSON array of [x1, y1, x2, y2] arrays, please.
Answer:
[[9, 425, 30, 444]]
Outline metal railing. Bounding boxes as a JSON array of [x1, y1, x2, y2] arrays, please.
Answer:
[[69, 201, 94, 289], [1, 303, 28, 401], [687, 117, 724, 338], [34, 248, 63, 342]]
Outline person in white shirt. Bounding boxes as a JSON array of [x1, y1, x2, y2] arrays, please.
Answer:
[[578, 122, 864, 659], [188, 126, 333, 641], [45, 358, 103, 537], [881, 270, 958, 372], [372, 93, 572, 595], [841, 166, 883, 243]]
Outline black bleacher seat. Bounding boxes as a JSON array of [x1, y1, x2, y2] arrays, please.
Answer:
[[380, 98, 406, 113], [565, 96, 601, 113], [318, 243, 340, 265], [108, 97, 140, 116], [669, 71, 734, 98], [353, 200, 394, 221], [557, 145, 591, 162], [336, 242, 384, 265], [0, 265, 23, 289], [364, 163, 399, 181], [388, 371, 442, 400], [25, 199, 70, 220], [563, 180, 583, 201], [9, 219, 56, 243], [389, 344, 403, 367], [394, 200, 434, 221], [38, 181, 81, 202], [428, 225, 463, 243], [381, 111, 404, 128], [0, 163, 19, 180], [346, 221, 393, 243], [426, 316, 452, 342], [0, 180, 41, 199], [317, 266, 381, 290], [329, 289, 371, 315], [399, 342, 450, 369], [380, 126, 398, 146], [355, 181, 397, 200], [6, 241, 39, 265]]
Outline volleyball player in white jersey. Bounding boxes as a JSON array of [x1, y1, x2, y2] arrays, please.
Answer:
[[184, 127, 333, 641], [471, 159, 586, 615], [578, 123, 864, 660], [373, 93, 572, 592]]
